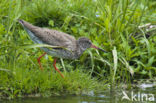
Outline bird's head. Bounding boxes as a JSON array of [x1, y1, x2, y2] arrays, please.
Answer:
[[77, 37, 106, 52]]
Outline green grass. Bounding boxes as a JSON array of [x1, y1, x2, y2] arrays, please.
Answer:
[[0, 0, 156, 99], [0, 69, 107, 99]]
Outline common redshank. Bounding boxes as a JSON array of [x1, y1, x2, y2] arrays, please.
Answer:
[[18, 19, 106, 78]]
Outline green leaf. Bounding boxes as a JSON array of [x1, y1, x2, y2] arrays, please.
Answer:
[[48, 20, 54, 27], [147, 56, 155, 67]]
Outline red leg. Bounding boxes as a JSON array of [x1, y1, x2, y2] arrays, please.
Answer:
[[53, 58, 64, 78], [37, 52, 46, 70]]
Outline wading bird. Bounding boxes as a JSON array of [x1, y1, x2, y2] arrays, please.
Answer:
[[18, 20, 106, 78]]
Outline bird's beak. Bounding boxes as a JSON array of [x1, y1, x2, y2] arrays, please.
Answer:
[[91, 44, 107, 53]]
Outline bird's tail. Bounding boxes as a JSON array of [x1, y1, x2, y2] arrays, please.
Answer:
[[18, 19, 43, 44], [18, 19, 24, 25]]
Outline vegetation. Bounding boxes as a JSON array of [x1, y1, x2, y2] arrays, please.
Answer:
[[0, 0, 156, 99]]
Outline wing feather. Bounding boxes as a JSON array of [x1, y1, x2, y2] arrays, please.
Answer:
[[31, 28, 77, 52]]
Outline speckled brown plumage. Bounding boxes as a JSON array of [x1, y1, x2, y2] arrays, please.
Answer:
[[19, 20, 77, 52], [19, 20, 107, 59]]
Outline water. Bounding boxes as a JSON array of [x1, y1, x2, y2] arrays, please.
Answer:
[[1, 84, 156, 103]]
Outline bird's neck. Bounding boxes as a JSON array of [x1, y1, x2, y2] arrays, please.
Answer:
[[74, 42, 85, 58]]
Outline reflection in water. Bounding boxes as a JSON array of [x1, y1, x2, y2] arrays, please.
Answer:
[[1, 84, 156, 103]]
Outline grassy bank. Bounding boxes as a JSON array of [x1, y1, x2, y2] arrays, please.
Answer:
[[0, 0, 156, 99], [0, 69, 107, 99]]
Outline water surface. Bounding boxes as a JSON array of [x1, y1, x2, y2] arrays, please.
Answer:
[[1, 83, 156, 103]]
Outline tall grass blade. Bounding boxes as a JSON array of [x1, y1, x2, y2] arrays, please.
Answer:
[[120, 57, 134, 76], [112, 47, 117, 82], [89, 50, 94, 76], [0, 68, 11, 73]]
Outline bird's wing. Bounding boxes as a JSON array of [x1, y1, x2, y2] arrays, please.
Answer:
[[19, 20, 77, 52], [31, 28, 77, 52]]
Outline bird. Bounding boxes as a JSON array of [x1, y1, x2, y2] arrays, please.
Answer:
[[18, 19, 106, 78]]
